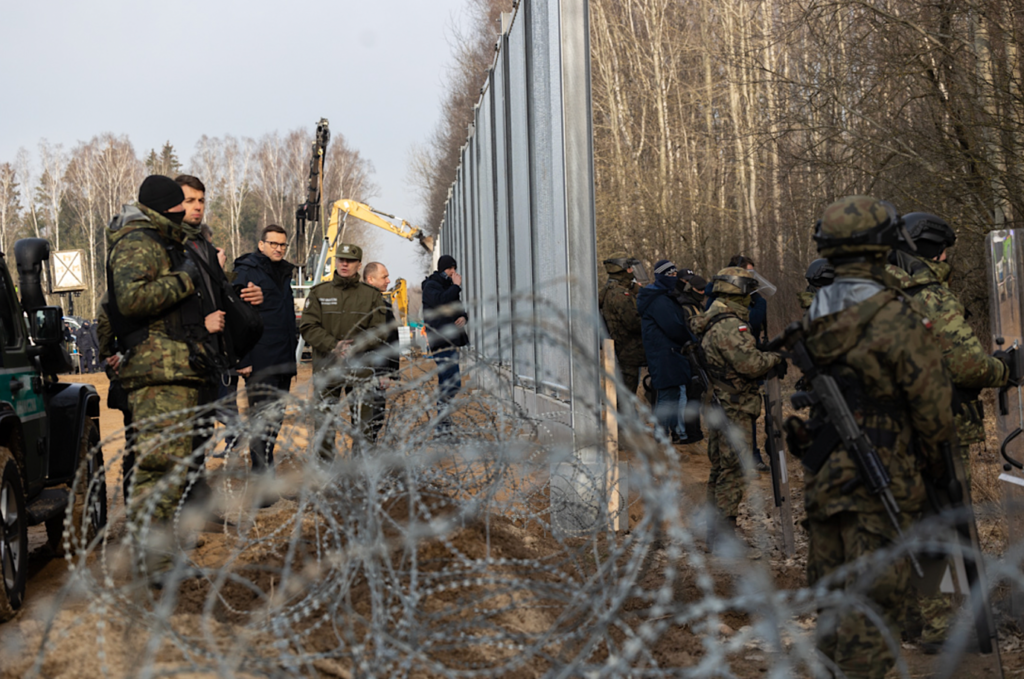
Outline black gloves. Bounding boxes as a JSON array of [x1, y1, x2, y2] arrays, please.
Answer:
[[766, 357, 788, 380]]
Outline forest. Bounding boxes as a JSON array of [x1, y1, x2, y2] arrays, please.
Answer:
[[0, 133, 377, 317]]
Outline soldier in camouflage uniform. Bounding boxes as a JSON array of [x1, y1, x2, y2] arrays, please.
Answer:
[[797, 196, 956, 679], [889, 212, 1009, 651], [300, 243, 388, 457], [689, 267, 782, 545], [106, 176, 218, 577], [598, 254, 646, 402], [797, 258, 835, 310]]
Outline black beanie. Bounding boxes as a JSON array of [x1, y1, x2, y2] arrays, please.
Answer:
[[138, 175, 185, 214], [438, 255, 457, 271]]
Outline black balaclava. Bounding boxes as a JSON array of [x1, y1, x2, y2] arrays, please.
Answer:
[[138, 175, 186, 224]]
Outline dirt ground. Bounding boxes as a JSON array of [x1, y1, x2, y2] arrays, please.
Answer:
[[1, 368, 1023, 677]]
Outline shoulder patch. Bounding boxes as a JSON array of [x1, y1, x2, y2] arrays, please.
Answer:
[[922, 317, 933, 330], [738, 325, 748, 332]]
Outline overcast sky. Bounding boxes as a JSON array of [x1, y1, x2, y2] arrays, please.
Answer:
[[0, 0, 481, 283]]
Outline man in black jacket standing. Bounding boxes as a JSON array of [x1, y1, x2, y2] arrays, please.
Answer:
[[422, 255, 468, 434], [233, 224, 298, 472]]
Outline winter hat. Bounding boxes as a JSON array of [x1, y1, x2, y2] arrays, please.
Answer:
[[438, 255, 457, 272], [138, 175, 185, 214], [653, 259, 678, 289]]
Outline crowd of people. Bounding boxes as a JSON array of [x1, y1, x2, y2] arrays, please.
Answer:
[[601, 195, 1009, 678], [99, 174, 1002, 676], [101, 173, 466, 584]]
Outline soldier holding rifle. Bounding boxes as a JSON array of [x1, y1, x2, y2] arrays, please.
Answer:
[[777, 196, 956, 679]]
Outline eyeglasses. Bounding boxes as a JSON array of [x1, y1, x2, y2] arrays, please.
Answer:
[[262, 240, 288, 250]]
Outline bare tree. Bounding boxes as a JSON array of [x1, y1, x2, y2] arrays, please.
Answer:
[[0, 163, 21, 258], [37, 140, 69, 250]]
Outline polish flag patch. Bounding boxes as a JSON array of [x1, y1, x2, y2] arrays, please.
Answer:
[[922, 318, 933, 330], [738, 325, 748, 332]]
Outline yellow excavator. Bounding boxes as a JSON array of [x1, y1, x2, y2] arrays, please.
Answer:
[[294, 120, 431, 360], [315, 199, 430, 325], [319, 199, 434, 282]]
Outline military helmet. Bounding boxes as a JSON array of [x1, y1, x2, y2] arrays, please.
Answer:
[[603, 252, 632, 274], [712, 266, 758, 296], [804, 258, 835, 287], [814, 196, 901, 257], [901, 212, 955, 259]]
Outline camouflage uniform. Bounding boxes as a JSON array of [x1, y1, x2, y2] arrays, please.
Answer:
[[599, 270, 646, 399], [892, 225, 1007, 647], [107, 202, 209, 523], [690, 270, 780, 520], [800, 197, 955, 679], [299, 270, 388, 457], [797, 288, 816, 310], [899, 257, 1007, 446]]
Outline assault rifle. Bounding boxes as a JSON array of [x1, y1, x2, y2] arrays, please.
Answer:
[[766, 322, 923, 577], [681, 340, 720, 408]]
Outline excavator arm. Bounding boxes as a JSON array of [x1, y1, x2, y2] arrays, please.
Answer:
[[320, 199, 435, 282]]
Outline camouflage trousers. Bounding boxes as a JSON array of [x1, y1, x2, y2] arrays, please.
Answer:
[[706, 405, 755, 518], [127, 384, 200, 523], [313, 378, 375, 460], [808, 511, 911, 679]]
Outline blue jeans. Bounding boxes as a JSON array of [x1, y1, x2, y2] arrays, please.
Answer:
[[433, 349, 461, 429], [654, 385, 688, 441]]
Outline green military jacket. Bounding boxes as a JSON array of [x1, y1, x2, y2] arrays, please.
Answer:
[[107, 203, 205, 391], [299, 272, 388, 377], [690, 296, 780, 416], [802, 262, 955, 520], [901, 256, 1007, 444], [598, 273, 646, 367]]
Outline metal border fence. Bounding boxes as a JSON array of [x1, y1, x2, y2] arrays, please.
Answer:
[[437, 0, 600, 445]]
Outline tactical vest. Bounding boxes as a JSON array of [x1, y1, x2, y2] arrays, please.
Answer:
[[797, 361, 904, 473], [105, 228, 207, 352]]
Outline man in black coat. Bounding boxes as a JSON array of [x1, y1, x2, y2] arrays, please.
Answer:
[[421, 254, 468, 433], [233, 224, 298, 472], [364, 261, 400, 442]]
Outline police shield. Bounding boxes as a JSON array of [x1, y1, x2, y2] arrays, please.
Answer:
[[989, 230, 1024, 636]]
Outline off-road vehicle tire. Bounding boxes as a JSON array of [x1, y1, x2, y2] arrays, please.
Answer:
[[0, 446, 28, 622], [46, 420, 106, 557]]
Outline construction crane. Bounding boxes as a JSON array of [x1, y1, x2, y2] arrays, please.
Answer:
[[294, 118, 330, 283]]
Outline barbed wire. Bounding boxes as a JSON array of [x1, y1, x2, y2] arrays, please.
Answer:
[[7, 301, 1024, 678]]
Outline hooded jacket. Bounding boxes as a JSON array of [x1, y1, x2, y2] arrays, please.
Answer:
[[422, 270, 468, 351], [233, 251, 298, 379], [800, 260, 955, 520], [636, 281, 692, 390], [106, 202, 207, 390]]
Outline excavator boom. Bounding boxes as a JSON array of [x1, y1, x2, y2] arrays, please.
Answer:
[[320, 198, 434, 282]]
